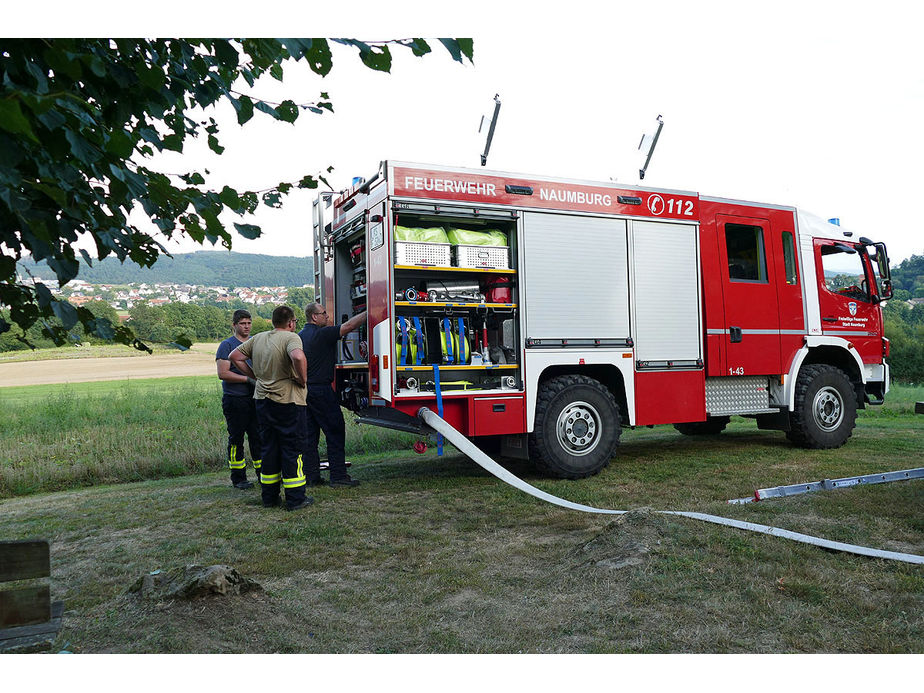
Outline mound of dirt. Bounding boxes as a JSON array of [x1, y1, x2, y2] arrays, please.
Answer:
[[128, 565, 262, 601], [572, 508, 670, 571]]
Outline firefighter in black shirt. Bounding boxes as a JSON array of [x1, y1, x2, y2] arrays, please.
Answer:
[[299, 303, 367, 487]]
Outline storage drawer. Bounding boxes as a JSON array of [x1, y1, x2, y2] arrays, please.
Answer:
[[471, 395, 525, 436], [395, 241, 451, 266], [453, 244, 510, 269]]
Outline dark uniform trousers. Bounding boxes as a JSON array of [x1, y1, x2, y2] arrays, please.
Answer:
[[222, 393, 263, 484], [304, 384, 348, 481], [255, 399, 307, 508]]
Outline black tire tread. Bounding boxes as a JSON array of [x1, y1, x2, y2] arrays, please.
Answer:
[[528, 375, 620, 479], [786, 364, 857, 449]]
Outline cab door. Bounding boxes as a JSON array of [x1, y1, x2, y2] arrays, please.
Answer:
[[715, 214, 782, 375], [814, 239, 882, 363]]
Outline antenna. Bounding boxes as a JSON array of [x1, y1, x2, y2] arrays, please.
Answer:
[[638, 114, 664, 180], [479, 94, 501, 167]]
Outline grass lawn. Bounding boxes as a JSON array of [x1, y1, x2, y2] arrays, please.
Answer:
[[0, 379, 921, 653]]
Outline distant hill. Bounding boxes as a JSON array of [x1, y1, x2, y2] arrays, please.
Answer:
[[17, 251, 314, 288]]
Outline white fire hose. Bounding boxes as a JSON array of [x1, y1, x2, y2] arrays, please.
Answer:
[[417, 407, 924, 565]]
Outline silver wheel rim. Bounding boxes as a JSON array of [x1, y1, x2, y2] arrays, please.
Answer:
[[813, 386, 844, 431], [556, 401, 601, 456]]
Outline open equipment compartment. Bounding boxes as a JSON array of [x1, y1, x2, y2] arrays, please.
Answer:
[[390, 201, 522, 399]]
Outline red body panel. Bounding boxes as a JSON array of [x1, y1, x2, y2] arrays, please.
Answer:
[[634, 370, 707, 426], [393, 166, 699, 221]]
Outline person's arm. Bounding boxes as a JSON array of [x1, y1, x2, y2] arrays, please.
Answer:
[[217, 358, 252, 385], [229, 348, 256, 380], [339, 310, 367, 337], [288, 347, 307, 387]]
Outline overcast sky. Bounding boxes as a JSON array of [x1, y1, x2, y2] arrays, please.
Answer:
[[16, 1, 924, 266]]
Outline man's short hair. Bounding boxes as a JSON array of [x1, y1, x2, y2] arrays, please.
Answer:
[[305, 302, 324, 321], [232, 309, 252, 324], [272, 305, 295, 327]]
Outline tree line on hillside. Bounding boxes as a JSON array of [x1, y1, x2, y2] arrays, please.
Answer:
[[0, 287, 318, 351], [16, 252, 314, 288]]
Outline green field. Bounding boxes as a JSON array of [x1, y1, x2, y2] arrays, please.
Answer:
[[0, 378, 921, 653]]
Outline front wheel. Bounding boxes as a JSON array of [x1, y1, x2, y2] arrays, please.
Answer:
[[786, 364, 857, 449], [528, 375, 621, 479]]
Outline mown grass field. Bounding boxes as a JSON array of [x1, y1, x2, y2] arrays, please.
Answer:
[[0, 379, 921, 653]]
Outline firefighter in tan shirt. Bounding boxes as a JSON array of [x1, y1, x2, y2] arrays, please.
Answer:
[[230, 305, 312, 512]]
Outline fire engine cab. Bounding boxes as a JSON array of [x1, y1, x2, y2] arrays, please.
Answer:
[[313, 161, 893, 479]]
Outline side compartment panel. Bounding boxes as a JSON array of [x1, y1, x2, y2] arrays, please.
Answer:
[[521, 212, 629, 342], [630, 220, 702, 362]]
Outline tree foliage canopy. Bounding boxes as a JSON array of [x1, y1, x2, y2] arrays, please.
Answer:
[[0, 38, 473, 349]]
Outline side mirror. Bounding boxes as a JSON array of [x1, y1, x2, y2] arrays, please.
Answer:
[[880, 278, 893, 301]]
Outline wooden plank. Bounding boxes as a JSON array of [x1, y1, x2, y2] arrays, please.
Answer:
[[0, 540, 50, 582], [0, 585, 51, 628], [0, 602, 63, 653]]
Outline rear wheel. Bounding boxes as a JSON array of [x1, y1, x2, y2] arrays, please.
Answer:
[[528, 375, 621, 479], [786, 364, 857, 448], [674, 416, 730, 436]]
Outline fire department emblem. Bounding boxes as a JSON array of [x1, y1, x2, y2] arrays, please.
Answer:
[[848, 302, 857, 316]]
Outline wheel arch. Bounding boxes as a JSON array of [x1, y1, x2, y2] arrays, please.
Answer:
[[787, 340, 865, 410], [536, 363, 629, 427]]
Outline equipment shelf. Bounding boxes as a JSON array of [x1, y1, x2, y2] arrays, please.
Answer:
[[394, 265, 516, 274], [395, 364, 518, 371], [394, 301, 517, 309]]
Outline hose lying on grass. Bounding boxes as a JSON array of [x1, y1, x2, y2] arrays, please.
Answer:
[[417, 407, 924, 566]]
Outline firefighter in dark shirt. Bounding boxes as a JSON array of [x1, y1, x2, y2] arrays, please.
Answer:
[[215, 309, 262, 489], [299, 303, 367, 487]]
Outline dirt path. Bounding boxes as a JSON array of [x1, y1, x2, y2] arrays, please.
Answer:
[[0, 352, 217, 387]]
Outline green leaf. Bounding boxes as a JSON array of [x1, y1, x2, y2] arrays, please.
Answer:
[[358, 43, 392, 72], [235, 95, 254, 125], [276, 100, 298, 123], [254, 101, 278, 118], [219, 185, 241, 211], [213, 39, 239, 68], [207, 134, 225, 154], [304, 39, 333, 76], [32, 182, 67, 207], [51, 299, 79, 329], [0, 99, 39, 142], [233, 222, 261, 239], [270, 63, 284, 81], [438, 39, 474, 63], [33, 282, 54, 308], [297, 176, 319, 189], [64, 129, 102, 164], [406, 39, 432, 57], [105, 128, 135, 158], [167, 339, 192, 351]]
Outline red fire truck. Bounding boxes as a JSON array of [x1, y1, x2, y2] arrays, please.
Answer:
[[313, 161, 893, 478]]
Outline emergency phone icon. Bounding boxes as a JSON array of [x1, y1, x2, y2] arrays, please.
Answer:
[[647, 194, 665, 215]]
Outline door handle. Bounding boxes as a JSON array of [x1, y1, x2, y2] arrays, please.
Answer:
[[729, 326, 742, 343], [822, 317, 837, 323]]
